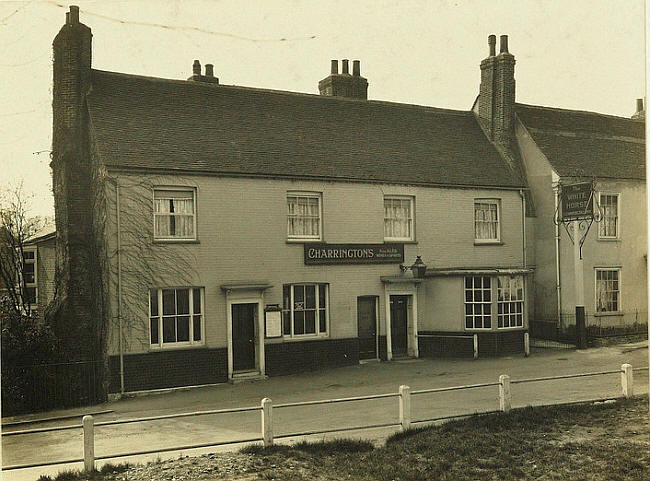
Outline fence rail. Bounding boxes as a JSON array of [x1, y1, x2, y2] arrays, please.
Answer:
[[2, 363, 648, 473]]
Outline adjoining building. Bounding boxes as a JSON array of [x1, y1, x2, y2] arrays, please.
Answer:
[[517, 101, 647, 337], [48, 7, 644, 395]]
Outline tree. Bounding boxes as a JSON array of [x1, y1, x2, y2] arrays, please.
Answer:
[[0, 183, 45, 318]]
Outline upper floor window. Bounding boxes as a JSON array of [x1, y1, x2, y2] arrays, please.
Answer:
[[149, 287, 204, 348], [287, 192, 321, 241], [474, 199, 500, 243], [464, 276, 491, 329], [153, 188, 196, 241], [22, 248, 37, 307], [595, 268, 620, 313], [599, 193, 619, 239], [497, 275, 524, 328], [384, 196, 414, 241], [282, 283, 328, 337]]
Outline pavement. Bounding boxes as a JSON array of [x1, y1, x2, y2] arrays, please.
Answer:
[[2, 341, 648, 481]]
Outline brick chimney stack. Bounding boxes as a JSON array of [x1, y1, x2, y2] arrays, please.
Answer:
[[318, 59, 368, 99], [479, 34, 516, 147], [51, 6, 104, 364]]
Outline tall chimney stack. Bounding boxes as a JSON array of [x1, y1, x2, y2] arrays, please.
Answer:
[[478, 34, 515, 148], [331, 59, 338, 74], [353, 60, 360, 76], [342, 59, 349, 75]]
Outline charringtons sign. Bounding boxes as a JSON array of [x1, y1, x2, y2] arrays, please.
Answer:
[[304, 243, 404, 265]]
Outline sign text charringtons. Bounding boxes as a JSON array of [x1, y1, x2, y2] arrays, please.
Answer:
[[304, 243, 405, 265]]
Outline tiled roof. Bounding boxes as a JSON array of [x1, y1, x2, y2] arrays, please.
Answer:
[[516, 103, 645, 180], [86, 70, 525, 188]]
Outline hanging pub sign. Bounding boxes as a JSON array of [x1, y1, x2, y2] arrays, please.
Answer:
[[304, 243, 404, 265], [560, 182, 594, 221]]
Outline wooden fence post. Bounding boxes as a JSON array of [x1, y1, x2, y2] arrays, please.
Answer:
[[473, 334, 479, 359], [261, 398, 273, 447], [621, 364, 633, 398], [82, 415, 95, 472], [524, 332, 530, 357], [399, 385, 411, 430], [499, 375, 511, 413]]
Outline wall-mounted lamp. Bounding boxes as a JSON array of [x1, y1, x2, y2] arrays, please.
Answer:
[[400, 256, 427, 278]]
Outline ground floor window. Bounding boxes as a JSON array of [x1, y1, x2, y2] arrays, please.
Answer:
[[595, 268, 620, 313], [497, 276, 524, 328], [465, 276, 491, 329], [282, 284, 328, 337], [149, 287, 203, 347]]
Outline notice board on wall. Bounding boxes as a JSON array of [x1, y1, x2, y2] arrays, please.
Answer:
[[265, 308, 282, 338]]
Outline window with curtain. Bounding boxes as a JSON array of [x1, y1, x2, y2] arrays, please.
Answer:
[[464, 276, 492, 329], [474, 200, 500, 242], [282, 284, 328, 337], [384, 196, 414, 241], [599, 193, 619, 238], [149, 287, 203, 347], [596, 269, 620, 313], [287, 193, 321, 240], [153, 189, 196, 240], [497, 276, 524, 328]]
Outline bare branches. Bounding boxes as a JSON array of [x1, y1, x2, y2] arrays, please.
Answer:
[[0, 183, 44, 318]]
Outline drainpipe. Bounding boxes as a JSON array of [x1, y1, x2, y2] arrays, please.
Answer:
[[519, 190, 527, 331], [115, 180, 124, 394], [554, 185, 562, 322]]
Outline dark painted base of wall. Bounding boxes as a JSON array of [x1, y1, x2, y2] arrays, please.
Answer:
[[418, 330, 526, 358], [265, 338, 359, 377], [109, 339, 359, 393], [109, 348, 228, 393]]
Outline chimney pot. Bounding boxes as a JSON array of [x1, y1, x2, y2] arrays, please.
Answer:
[[205, 64, 214, 77], [499, 35, 509, 54], [65, 12, 70, 24], [488, 35, 496, 56], [193, 59, 201, 76], [69, 5, 79, 24], [636, 98, 644, 112], [330, 60, 338, 74], [353, 60, 360, 76], [342, 59, 349, 75]]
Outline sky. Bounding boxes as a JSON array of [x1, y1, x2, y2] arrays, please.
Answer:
[[0, 0, 646, 217]]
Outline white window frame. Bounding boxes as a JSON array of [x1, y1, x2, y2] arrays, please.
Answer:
[[598, 192, 620, 240], [383, 195, 415, 242], [497, 275, 524, 329], [595, 268, 621, 314], [21, 246, 38, 310], [153, 187, 197, 241], [282, 283, 329, 338], [149, 287, 205, 349], [464, 276, 492, 330], [286, 192, 323, 242], [474, 199, 501, 244]]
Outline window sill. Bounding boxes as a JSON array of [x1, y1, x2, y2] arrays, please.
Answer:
[[384, 239, 417, 244], [153, 239, 200, 244], [474, 240, 503, 246], [593, 311, 624, 317], [280, 335, 329, 342], [149, 343, 206, 351], [286, 238, 322, 244], [597, 237, 621, 242]]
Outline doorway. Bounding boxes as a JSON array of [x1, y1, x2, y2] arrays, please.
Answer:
[[357, 296, 378, 360], [390, 295, 409, 357], [231, 303, 257, 372]]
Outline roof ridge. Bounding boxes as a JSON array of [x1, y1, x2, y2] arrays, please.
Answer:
[[90, 68, 472, 116], [515, 102, 640, 122]]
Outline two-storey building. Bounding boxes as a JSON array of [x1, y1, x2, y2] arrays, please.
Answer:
[[51, 8, 531, 394]]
